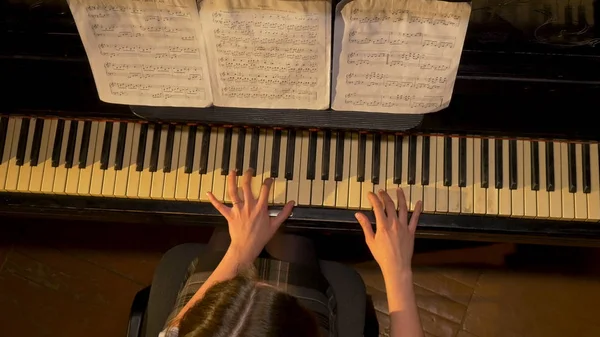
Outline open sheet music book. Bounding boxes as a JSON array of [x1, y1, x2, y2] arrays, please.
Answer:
[[331, 0, 471, 114], [68, 0, 332, 110]]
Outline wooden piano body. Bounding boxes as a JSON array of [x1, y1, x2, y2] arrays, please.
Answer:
[[2, 0, 600, 246]]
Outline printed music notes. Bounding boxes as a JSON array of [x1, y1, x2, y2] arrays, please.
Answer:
[[199, 0, 332, 110], [332, 0, 471, 114], [68, 0, 213, 107]]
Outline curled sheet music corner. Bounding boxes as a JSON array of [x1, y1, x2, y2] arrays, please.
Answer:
[[332, 0, 471, 114]]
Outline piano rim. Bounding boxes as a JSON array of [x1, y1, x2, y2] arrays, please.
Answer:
[[2, 192, 600, 247]]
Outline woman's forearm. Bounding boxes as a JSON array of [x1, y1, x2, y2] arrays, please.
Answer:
[[384, 270, 424, 337]]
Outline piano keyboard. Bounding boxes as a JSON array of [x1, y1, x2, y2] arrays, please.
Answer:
[[1, 116, 599, 221]]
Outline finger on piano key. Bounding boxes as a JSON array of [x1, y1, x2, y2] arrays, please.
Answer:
[[536, 140, 550, 218], [89, 121, 106, 196], [373, 133, 387, 207], [560, 142, 575, 219], [311, 131, 324, 206], [336, 132, 351, 208], [112, 123, 133, 197], [187, 126, 204, 200], [400, 135, 411, 210], [239, 128, 253, 196], [212, 127, 228, 202], [199, 127, 219, 202], [410, 136, 423, 211], [511, 140, 525, 217], [101, 121, 121, 196], [251, 129, 268, 198], [385, 135, 398, 207], [16, 118, 37, 192], [460, 137, 474, 214], [486, 138, 499, 215], [348, 132, 361, 209], [5, 117, 23, 191], [435, 135, 448, 212], [548, 142, 562, 219], [360, 133, 374, 210], [297, 130, 312, 206], [587, 143, 600, 221], [174, 126, 190, 200], [151, 125, 169, 199], [448, 136, 461, 213], [574, 143, 588, 220], [523, 141, 537, 217], [163, 125, 181, 200], [422, 136, 436, 213], [0, 118, 18, 190], [224, 128, 239, 203], [272, 130, 287, 204], [498, 139, 511, 216], [473, 138, 486, 214], [52, 119, 73, 194], [126, 123, 142, 198], [323, 131, 337, 207], [286, 129, 302, 203], [30, 119, 53, 192]]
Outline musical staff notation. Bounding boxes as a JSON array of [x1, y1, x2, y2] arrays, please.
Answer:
[[345, 72, 447, 91], [349, 7, 461, 27], [347, 51, 451, 71], [91, 23, 196, 40], [349, 31, 455, 49], [104, 62, 203, 81], [344, 93, 443, 109], [222, 86, 318, 101], [109, 81, 206, 100], [98, 43, 201, 60], [86, 4, 191, 20]]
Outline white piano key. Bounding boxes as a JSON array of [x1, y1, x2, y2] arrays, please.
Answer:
[[473, 138, 486, 214], [238, 128, 253, 195], [137, 124, 155, 198], [223, 128, 239, 203], [486, 138, 498, 215], [199, 127, 219, 202], [549, 142, 562, 219], [336, 132, 351, 208], [373, 134, 387, 203], [536, 140, 550, 218], [41, 120, 59, 194], [211, 128, 228, 202], [102, 122, 123, 197], [298, 131, 312, 206], [498, 139, 511, 216], [560, 142, 574, 220], [30, 119, 54, 193], [4, 117, 23, 191], [187, 126, 204, 201], [89, 121, 106, 196], [0, 118, 17, 190], [435, 136, 448, 212], [460, 137, 474, 214], [348, 132, 361, 209], [587, 143, 600, 221], [523, 141, 537, 217], [162, 126, 182, 200], [52, 120, 72, 194], [422, 136, 437, 213], [311, 131, 324, 206], [272, 130, 287, 204], [360, 134, 374, 210], [286, 130, 303, 203], [16, 118, 37, 192], [448, 137, 461, 213], [323, 131, 337, 207], [400, 135, 411, 209], [114, 123, 134, 197], [511, 140, 525, 217], [174, 126, 190, 200], [410, 136, 423, 212], [65, 121, 85, 195], [574, 143, 587, 220], [150, 125, 169, 199], [125, 123, 142, 198], [384, 135, 398, 207], [255, 129, 270, 199]]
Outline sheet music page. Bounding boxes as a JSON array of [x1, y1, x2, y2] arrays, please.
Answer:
[[199, 0, 331, 109], [332, 0, 471, 114], [68, 0, 213, 107]]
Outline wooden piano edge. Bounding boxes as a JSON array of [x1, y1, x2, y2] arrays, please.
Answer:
[[1, 192, 600, 247]]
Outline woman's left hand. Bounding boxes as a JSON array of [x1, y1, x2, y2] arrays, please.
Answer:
[[207, 169, 295, 262]]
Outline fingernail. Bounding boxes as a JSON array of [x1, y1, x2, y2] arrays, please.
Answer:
[[354, 213, 360, 219]]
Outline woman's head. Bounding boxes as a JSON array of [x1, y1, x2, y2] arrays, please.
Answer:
[[178, 272, 321, 337]]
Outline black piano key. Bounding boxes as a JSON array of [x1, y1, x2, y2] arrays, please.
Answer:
[[407, 135, 417, 185], [199, 126, 211, 174], [322, 130, 331, 180], [63, 121, 77, 169], [443, 136, 452, 186], [235, 128, 246, 176], [136, 123, 149, 172], [184, 126, 197, 174], [494, 139, 503, 189], [509, 140, 517, 190], [0, 117, 8, 163], [530, 141, 540, 191], [393, 135, 403, 184], [372, 133, 381, 185], [51, 119, 65, 168], [583, 143, 591, 193], [546, 142, 555, 191], [284, 130, 297, 180], [163, 125, 175, 173], [307, 131, 317, 180], [149, 124, 162, 172], [357, 133, 367, 182], [270, 130, 282, 178], [16, 118, 31, 166], [114, 122, 128, 171], [30, 118, 45, 167], [100, 122, 114, 170], [334, 131, 344, 181], [568, 143, 576, 193], [481, 139, 489, 188], [421, 136, 430, 185], [459, 137, 467, 187], [78, 121, 92, 169], [249, 128, 260, 175], [221, 128, 233, 175]]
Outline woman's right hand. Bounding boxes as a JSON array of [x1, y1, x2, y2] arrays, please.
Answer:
[[355, 189, 422, 277]]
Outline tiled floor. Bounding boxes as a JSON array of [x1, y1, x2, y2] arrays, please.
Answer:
[[1, 218, 599, 337]]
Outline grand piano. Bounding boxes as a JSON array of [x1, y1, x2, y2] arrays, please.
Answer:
[[2, 0, 600, 246]]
